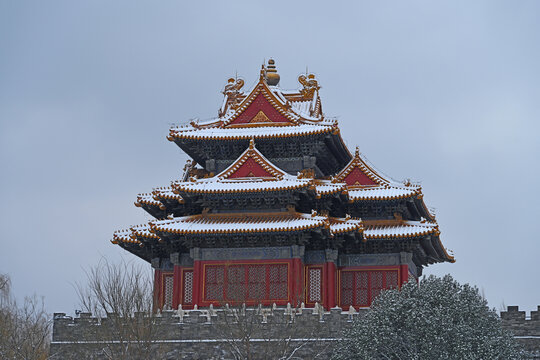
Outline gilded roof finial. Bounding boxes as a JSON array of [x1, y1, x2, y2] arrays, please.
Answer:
[[355, 146, 360, 157], [249, 138, 255, 149], [260, 64, 266, 81], [265, 58, 280, 86], [298, 70, 320, 98]]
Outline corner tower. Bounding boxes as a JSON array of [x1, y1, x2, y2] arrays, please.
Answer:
[[112, 60, 454, 310]]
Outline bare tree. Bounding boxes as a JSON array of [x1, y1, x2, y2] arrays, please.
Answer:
[[69, 258, 164, 360], [214, 301, 329, 360], [0, 273, 50, 360], [0, 274, 9, 296], [210, 270, 330, 360]]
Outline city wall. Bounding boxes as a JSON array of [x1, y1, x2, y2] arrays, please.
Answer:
[[50, 304, 363, 359], [501, 306, 540, 358], [51, 304, 540, 359]]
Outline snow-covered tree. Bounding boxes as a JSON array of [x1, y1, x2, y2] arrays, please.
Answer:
[[333, 275, 524, 360]]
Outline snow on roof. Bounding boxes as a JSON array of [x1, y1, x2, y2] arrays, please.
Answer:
[[174, 177, 311, 194], [150, 212, 329, 235], [363, 221, 439, 239], [131, 224, 160, 239], [219, 81, 301, 127], [329, 217, 363, 234], [169, 67, 332, 141], [346, 185, 420, 201], [173, 140, 306, 194], [172, 142, 343, 195], [112, 224, 158, 245], [135, 186, 184, 209], [290, 100, 312, 118], [135, 193, 162, 208], [148, 210, 364, 236], [334, 146, 419, 188], [168, 123, 335, 141], [153, 187, 184, 203], [313, 179, 347, 196], [112, 228, 134, 244], [218, 139, 287, 179]]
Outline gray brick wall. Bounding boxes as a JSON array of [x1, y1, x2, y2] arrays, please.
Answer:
[[50, 305, 364, 359], [501, 306, 540, 358], [51, 305, 540, 359]]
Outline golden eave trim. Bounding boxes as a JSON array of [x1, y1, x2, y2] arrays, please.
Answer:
[[174, 181, 309, 194], [168, 123, 334, 141]]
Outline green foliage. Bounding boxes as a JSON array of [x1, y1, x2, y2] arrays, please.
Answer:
[[333, 275, 524, 360]]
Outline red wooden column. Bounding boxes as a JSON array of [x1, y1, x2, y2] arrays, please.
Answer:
[[190, 248, 202, 307], [291, 245, 304, 305], [151, 258, 163, 311], [324, 249, 338, 310], [400, 264, 409, 286], [171, 253, 182, 309], [399, 252, 412, 287]]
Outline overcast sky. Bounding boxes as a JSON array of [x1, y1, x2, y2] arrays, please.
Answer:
[[1, 1, 539, 315]]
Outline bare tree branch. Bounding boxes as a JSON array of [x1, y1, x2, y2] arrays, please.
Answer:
[[0, 274, 50, 360], [65, 258, 165, 360]]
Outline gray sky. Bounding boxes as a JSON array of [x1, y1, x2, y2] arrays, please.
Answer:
[[1, 1, 539, 315]]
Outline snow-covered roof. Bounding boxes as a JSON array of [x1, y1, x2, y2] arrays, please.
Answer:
[[219, 81, 301, 126], [112, 224, 159, 245], [172, 140, 311, 194], [168, 64, 334, 142], [312, 179, 347, 196], [135, 186, 184, 209], [329, 217, 363, 234], [153, 187, 184, 203], [112, 228, 136, 244], [290, 100, 312, 117], [113, 211, 363, 248], [150, 212, 329, 235], [363, 221, 439, 239], [218, 140, 287, 179], [347, 185, 420, 201], [175, 177, 311, 194], [334, 147, 395, 187], [168, 123, 335, 141], [135, 193, 162, 208]]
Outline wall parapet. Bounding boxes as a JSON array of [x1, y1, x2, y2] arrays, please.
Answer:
[[51, 304, 540, 359], [500, 305, 540, 358], [51, 304, 367, 359]]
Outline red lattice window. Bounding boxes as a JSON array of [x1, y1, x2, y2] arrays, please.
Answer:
[[340, 270, 399, 308], [182, 270, 193, 305], [204, 263, 288, 302], [205, 266, 225, 301], [306, 266, 323, 304], [162, 273, 174, 310], [268, 264, 288, 300]]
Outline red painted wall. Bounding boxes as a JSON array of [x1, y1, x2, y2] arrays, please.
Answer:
[[164, 261, 414, 310]]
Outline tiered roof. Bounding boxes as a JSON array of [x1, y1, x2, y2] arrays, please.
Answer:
[[150, 211, 361, 236], [113, 59, 454, 267], [172, 140, 311, 194], [167, 62, 350, 177], [168, 74, 336, 140]]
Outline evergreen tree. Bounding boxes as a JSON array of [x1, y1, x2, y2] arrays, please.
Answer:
[[333, 275, 524, 360]]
